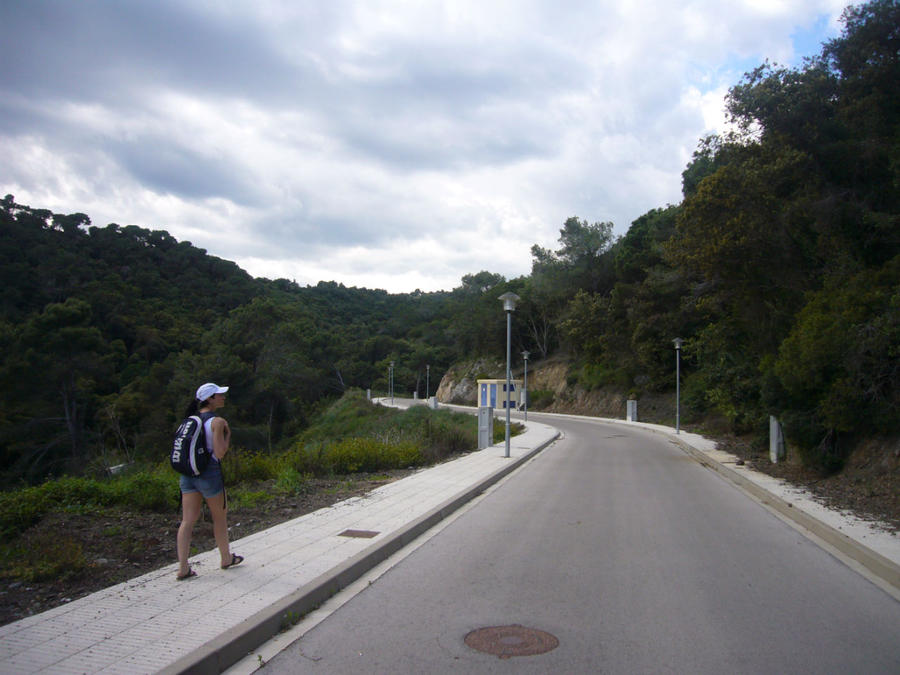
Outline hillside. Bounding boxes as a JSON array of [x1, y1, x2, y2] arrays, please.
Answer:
[[1, 1, 898, 488], [0, 198, 464, 485]]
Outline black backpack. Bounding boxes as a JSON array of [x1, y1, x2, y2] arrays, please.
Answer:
[[171, 413, 213, 476]]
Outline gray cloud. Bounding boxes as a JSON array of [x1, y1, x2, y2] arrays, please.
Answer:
[[1, 1, 298, 101], [114, 141, 258, 204], [0, 0, 846, 292]]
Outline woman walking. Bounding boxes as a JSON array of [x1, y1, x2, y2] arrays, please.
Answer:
[[176, 382, 243, 580]]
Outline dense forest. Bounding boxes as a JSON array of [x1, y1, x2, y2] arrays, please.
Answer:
[[1, 0, 897, 485]]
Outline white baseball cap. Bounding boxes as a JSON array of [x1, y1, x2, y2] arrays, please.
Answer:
[[196, 382, 229, 401]]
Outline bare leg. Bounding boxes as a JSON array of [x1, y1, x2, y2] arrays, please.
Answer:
[[177, 491, 203, 577], [205, 491, 233, 567]]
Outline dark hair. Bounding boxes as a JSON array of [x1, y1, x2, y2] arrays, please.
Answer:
[[184, 398, 201, 418]]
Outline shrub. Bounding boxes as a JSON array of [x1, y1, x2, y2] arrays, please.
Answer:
[[421, 418, 471, 463], [300, 389, 393, 444], [274, 467, 311, 494], [320, 438, 421, 475], [41, 476, 105, 508], [573, 362, 631, 391], [102, 469, 177, 511], [0, 476, 113, 538], [283, 446, 322, 476], [528, 389, 555, 409], [225, 450, 285, 483], [492, 418, 525, 443], [0, 485, 50, 538], [0, 467, 178, 538]]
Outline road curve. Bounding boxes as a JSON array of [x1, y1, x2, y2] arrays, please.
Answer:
[[263, 414, 900, 673]]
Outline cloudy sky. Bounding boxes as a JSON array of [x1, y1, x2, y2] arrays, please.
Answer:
[[1, 0, 848, 293]]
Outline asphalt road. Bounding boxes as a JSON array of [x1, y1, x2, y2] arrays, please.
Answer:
[[263, 414, 900, 674]]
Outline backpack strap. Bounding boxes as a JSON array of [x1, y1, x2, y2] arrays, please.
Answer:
[[198, 411, 217, 453]]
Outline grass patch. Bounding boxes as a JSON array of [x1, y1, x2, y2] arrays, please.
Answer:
[[274, 467, 312, 495], [228, 489, 276, 510], [225, 450, 289, 484], [0, 467, 179, 539], [4, 533, 90, 582]]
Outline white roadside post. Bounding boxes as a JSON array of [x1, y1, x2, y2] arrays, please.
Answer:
[[521, 350, 530, 421]]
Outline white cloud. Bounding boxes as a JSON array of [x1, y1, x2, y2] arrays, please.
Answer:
[[0, 0, 846, 293]]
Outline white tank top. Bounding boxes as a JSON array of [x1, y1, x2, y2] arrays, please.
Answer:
[[203, 415, 220, 462]]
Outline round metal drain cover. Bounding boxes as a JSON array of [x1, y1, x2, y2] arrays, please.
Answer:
[[465, 625, 559, 658]]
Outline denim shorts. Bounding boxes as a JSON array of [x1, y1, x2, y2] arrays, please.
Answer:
[[180, 459, 224, 498]]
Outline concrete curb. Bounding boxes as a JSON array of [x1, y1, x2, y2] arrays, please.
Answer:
[[159, 428, 560, 675]]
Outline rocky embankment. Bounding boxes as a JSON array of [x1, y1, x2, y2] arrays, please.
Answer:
[[435, 356, 675, 424]]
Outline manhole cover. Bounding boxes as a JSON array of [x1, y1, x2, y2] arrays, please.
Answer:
[[464, 625, 559, 658]]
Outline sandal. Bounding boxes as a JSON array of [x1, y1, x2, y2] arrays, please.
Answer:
[[222, 553, 244, 569], [177, 569, 197, 581]]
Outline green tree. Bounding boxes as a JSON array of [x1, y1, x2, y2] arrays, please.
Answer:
[[772, 255, 900, 468], [613, 206, 679, 283], [534, 217, 616, 294], [1, 299, 116, 478]]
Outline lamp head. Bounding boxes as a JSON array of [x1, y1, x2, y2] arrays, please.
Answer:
[[498, 291, 520, 312], [673, 338, 684, 350]]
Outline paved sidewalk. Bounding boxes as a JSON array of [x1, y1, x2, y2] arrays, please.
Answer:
[[1, 404, 897, 675]]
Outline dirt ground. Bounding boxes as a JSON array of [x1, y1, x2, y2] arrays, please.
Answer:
[[732, 435, 900, 533], [2, 431, 898, 628], [0, 471, 415, 627]]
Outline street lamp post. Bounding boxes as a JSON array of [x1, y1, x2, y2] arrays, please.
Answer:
[[673, 338, 683, 434], [389, 360, 395, 405], [499, 292, 520, 458], [521, 350, 530, 421], [426, 364, 430, 401]]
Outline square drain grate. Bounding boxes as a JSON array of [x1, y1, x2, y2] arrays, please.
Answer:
[[338, 529, 380, 538]]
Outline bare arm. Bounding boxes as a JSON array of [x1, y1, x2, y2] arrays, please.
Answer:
[[210, 417, 231, 460]]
